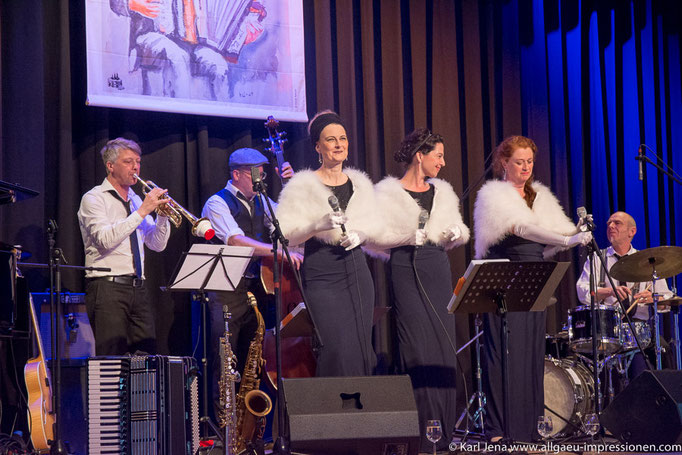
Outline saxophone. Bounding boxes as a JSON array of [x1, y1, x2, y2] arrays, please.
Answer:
[[235, 292, 273, 453], [218, 303, 240, 454]]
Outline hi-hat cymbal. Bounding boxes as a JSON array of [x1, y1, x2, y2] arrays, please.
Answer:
[[610, 246, 682, 282]]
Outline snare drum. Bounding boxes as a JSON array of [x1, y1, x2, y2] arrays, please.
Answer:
[[543, 358, 595, 437], [568, 305, 622, 354], [620, 320, 652, 351]]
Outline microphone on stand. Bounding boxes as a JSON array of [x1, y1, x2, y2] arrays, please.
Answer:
[[638, 145, 644, 181], [251, 166, 266, 193], [327, 195, 347, 234], [577, 206, 595, 232]]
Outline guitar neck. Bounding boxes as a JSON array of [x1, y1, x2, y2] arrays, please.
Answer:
[[28, 292, 49, 362]]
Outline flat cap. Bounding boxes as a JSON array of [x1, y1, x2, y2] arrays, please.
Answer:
[[228, 148, 269, 168]]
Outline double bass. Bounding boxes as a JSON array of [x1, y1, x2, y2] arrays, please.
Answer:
[[261, 116, 316, 387]]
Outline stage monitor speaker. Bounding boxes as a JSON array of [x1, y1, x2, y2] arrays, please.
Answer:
[[282, 375, 420, 455], [601, 370, 682, 444]]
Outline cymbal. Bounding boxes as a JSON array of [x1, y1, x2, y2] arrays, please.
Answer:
[[657, 296, 682, 307], [610, 246, 682, 282]]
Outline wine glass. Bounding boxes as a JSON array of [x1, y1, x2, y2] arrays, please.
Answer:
[[583, 413, 600, 437], [537, 415, 553, 455], [425, 419, 442, 455]]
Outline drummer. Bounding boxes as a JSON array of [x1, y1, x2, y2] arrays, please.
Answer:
[[576, 211, 673, 376]]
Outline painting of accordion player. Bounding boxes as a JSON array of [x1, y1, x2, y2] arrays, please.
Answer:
[[85, 0, 307, 122]]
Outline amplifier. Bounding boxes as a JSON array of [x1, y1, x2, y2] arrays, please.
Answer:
[[32, 292, 94, 360]]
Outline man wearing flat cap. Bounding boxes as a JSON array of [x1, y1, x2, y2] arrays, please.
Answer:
[[201, 147, 302, 420]]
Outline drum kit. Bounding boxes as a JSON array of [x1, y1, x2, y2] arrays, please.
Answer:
[[543, 245, 682, 438]]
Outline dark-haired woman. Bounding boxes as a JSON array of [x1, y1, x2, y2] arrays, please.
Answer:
[[473, 136, 591, 442], [375, 128, 469, 452], [275, 110, 377, 376]]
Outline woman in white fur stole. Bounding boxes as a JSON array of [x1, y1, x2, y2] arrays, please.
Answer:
[[275, 111, 377, 377], [473, 136, 591, 443], [374, 128, 469, 453]]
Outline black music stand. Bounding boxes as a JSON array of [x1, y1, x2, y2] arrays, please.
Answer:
[[167, 244, 253, 447], [448, 260, 569, 443]]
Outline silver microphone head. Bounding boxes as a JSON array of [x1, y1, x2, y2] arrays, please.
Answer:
[[328, 195, 341, 212], [577, 206, 587, 219], [418, 209, 429, 229]]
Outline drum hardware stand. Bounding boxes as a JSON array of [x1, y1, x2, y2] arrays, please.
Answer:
[[453, 315, 486, 441], [251, 168, 321, 455]]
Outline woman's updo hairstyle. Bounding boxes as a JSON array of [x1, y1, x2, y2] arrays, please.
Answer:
[[394, 128, 443, 164], [308, 110, 346, 146]]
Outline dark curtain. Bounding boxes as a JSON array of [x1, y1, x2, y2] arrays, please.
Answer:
[[2, 0, 681, 417]]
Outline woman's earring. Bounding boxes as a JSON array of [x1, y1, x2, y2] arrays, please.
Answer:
[[502, 168, 507, 180], [318, 154, 323, 164]]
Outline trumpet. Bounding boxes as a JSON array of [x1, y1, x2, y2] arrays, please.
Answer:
[[134, 174, 215, 240]]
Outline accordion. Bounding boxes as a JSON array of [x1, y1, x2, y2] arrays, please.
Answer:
[[154, 0, 257, 60], [87, 356, 200, 455]]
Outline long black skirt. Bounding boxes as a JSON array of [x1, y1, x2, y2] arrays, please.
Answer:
[[302, 239, 376, 377], [390, 245, 457, 452]]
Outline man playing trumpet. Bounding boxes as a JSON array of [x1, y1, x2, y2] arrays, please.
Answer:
[[77, 137, 170, 355]]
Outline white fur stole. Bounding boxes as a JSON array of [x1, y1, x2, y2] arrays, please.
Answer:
[[473, 180, 577, 259], [373, 176, 470, 250], [275, 168, 379, 247]]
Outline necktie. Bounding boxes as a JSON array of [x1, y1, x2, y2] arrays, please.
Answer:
[[109, 190, 142, 279], [237, 192, 255, 216]]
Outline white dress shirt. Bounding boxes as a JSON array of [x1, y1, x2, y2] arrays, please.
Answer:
[[576, 245, 672, 320], [77, 177, 170, 279], [201, 180, 275, 244]]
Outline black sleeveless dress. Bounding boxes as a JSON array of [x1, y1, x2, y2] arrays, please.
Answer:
[[481, 235, 546, 442]]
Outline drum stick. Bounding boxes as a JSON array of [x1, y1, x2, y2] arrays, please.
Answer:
[[624, 283, 653, 316]]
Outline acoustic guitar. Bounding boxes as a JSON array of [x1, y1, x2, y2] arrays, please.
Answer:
[[23, 286, 55, 452]]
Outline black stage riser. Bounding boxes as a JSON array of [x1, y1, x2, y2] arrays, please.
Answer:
[[601, 370, 682, 445]]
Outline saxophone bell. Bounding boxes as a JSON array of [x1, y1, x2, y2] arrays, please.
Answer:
[[133, 174, 215, 240]]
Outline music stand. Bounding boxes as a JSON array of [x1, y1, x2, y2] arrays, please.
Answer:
[[167, 244, 253, 446], [448, 260, 569, 443]]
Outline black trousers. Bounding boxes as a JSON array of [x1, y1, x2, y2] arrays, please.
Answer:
[[85, 279, 156, 356]]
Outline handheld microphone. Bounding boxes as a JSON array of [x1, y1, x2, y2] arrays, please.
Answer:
[[637, 145, 644, 181], [327, 195, 347, 233], [418, 209, 429, 230]]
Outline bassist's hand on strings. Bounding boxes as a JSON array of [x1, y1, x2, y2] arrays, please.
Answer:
[[275, 161, 294, 179]]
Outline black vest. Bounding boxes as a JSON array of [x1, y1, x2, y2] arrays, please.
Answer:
[[215, 188, 266, 242]]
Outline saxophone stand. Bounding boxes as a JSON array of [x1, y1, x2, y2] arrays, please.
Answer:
[[448, 259, 569, 445], [250, 168, 322, 455], [166, 243, 254, 450]]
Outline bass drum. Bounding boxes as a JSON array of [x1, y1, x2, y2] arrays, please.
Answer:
[[543, 358, 595, 437]]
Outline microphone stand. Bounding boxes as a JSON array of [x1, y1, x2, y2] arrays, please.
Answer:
[[251, 173, 321, 455], [582, 223, 654, 417], [635, 145, 682, 186]]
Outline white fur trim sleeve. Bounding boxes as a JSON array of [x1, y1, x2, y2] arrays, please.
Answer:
[[373, 177, 470, 250], [473, 180, 577, 259], [275, 168, 379, 247]]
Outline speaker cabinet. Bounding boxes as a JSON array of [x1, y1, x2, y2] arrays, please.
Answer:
[[282, 375, 420, 455], [601, 370, 682, 444]]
